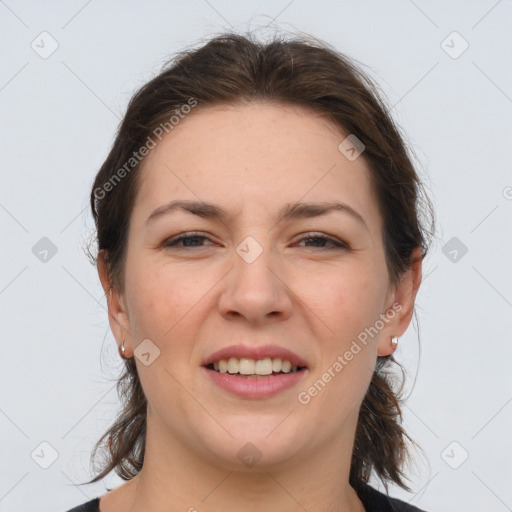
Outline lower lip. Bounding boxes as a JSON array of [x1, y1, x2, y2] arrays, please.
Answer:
[[202, 367, 308, 399]]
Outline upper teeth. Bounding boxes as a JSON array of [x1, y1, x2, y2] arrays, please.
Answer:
[[212, 357, 299, 375]]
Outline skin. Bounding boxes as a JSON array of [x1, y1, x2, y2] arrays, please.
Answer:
[[97, 102, 422, 512]]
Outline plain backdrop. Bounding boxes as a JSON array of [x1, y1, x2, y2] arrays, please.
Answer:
[[1, 1, 511, 511]]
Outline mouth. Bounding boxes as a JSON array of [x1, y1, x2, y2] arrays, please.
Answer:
[[204, 357, 307, 379], [201, 345, 309, 398]]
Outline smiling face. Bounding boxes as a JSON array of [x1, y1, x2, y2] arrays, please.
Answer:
[[100, 102, 417, 473]]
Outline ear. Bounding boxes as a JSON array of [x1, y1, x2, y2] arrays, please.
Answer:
[[377, 247, 423, 356], [97, 250, 133, 357]]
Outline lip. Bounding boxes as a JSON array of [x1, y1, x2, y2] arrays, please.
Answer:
[[202, 366, 308, 399], [202, 344, 309, 368]]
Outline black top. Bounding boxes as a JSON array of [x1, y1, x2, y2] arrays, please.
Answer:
[[64, 483, 426, 511]]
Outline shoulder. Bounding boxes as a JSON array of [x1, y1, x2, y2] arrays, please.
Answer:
[[356, 483, 427, 512], [63, 497, 100, 512]]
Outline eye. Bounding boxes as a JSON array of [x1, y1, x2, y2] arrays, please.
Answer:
[[296, 233, 348, 250], [162, 232, 348, 251], [162, 232, 214, 249]]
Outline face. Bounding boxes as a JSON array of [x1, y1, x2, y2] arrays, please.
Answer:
[[100, 102, 419, 472]]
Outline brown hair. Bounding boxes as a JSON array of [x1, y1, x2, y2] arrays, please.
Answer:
[[85, 31, 434, 494]]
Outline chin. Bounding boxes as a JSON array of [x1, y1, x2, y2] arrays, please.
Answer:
[[196, 418, 309, 471]]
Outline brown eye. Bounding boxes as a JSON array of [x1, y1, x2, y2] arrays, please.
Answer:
[[296, 233, 348, 250], [163, 232, 213, 249]]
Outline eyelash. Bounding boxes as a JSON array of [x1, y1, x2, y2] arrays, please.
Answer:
[[163, 232, 348, 250]]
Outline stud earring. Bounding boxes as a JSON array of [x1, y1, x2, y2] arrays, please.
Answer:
[[391, 336, 399, 348], [119, 339, 128, 359]]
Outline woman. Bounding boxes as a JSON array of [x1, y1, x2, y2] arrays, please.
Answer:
[[67, 31, 434, 512]]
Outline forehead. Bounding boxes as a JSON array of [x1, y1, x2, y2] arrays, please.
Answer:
[[133, 102, 381, 233]]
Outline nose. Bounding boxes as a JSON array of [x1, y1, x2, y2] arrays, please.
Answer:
[[217, 238, 293, 325]]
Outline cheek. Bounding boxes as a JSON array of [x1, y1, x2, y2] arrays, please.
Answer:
[[296, 262, 385, 403], [125, 257, 206, 341], [124, 263, 204, 414], [299, 270, 380, 421], [337, 278, 386, 340], [299, 261, 387, 342]]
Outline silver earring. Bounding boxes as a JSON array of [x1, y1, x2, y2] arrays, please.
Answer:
[[119, 339, 127, 359], [391, 336, 399, 348]]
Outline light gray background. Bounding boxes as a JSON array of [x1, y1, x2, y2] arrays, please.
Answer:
[[1, 1, 511, 511]]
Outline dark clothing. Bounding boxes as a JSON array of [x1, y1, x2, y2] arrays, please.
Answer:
[[357, 483, 426, 511], [65, 483, 426, 511]]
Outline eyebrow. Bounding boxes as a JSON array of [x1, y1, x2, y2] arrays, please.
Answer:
[[145, 199, 368, 231]]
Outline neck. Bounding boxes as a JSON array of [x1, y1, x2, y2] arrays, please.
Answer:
[[114, 409, 365, 512]]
